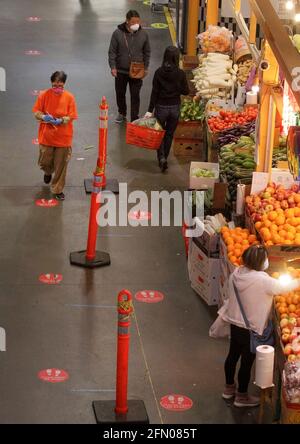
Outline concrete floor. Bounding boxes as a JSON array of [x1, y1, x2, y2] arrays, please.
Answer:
[[0, 0, 266, 424]]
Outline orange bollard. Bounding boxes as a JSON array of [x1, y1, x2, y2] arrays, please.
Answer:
[[115, 289, 133, 415], [70, 98, 111, 268], [92, 290, 149, 424]]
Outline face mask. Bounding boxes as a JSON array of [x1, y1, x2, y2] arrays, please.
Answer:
[[130, 24, 139, 32], [52, 86, 64, 94], [262, 258, 269, 271]]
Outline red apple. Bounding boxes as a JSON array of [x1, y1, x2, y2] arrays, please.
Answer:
[[282, 333, 291, 343], [277, 193, 285, 202], [297, 318, 300, 327], [291, 184, 299, 192], [288, 354, 297, 362], [282, 327, 292, 335], [281, 200, 289, 209], [284, 344, 293, 355], [265, 205, 274, 212]]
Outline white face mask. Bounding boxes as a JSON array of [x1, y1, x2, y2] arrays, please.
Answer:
[[262, 258, 269, 271], [130, 24, 139, 32]]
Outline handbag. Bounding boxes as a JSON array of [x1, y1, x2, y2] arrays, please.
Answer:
[[124, 33, 145, 79], [209, 315, 230, 339], [232, 279, 274, 354], [209, 298, 230, 339]]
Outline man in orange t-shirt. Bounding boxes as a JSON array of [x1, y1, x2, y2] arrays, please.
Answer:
[[32, 71, 78, 200]]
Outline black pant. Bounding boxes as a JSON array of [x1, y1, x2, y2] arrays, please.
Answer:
[[115, 72, 143, 122], [224, 324, 256, 393], [154, 104, 180, 162]]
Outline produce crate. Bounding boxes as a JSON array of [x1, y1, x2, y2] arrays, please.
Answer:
[[281, 391, 300, 424], [173, 138, 204, 160], [182, 55, 199, 71], [189, 161, 219, 190], [184, 70, 197, 96], [174, 121, 203, 140]]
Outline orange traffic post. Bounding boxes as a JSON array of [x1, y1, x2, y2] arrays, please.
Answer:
[[84, 97, 119, 194], [92, 290, 149, 424], [70, 98, 111, 268]]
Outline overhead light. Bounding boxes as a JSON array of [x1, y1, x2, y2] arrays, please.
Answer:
[[279, 274, 293, 287], [252, 85, 260, 94], [286, 1, 294, 10]]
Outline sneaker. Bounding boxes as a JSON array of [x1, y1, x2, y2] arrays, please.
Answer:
[[222, 384, 236, 400], [115, 113, 126, 124], [234, 393, 260, 408], [54, 192, 65, 201], [44, 174, 52, 184]]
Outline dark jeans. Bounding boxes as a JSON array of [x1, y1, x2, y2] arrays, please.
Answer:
[[154, 104, 180, 162], [115, 72, 143, 122], [224, 324, 256, 393]]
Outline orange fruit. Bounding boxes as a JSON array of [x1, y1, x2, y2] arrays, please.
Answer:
[[260, 228, 271, 242], [234, 249, 242, 258], [230, 256, 237, 264], [265, 240, 274, 246], [279, 230, 286, 238], [291, 217, 299, 227], [292, 294, 299, 304], [275, 215, 285, 226], [234, 243, 242, 250], [264, 220, 272, 228], [295, 195, 300, 204], [255, 222, 262, 230], [289, 304, 297, 313], [286, 232, 295, 241], [248, 235, 257, 244], [285, 208, 295, 218], [268, 211, 277, 221], [242, 239, 249, 246], [272, 234, 281, 244], [225, 237, 234, 246], [284, 240, 293, 245], [278, 306, 288, 314], [227, 244, 235, 253]]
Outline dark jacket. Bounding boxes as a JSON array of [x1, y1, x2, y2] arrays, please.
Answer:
[[108, 23, 151, 75], [148, 64, 189, 112]]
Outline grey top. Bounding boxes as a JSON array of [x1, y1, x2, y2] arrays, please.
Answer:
[[108, 22, 151, 75]]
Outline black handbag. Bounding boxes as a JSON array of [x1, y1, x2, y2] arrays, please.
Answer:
[[232, 279, 274, 354]]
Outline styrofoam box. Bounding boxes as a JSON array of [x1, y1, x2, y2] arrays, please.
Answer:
[[188, 238, 219, 280], [189, 162, 219, 190]]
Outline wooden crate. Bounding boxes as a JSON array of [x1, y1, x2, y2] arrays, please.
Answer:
[[182, 55, 199, 71], [173, 138, 204, 160], [174, 121, 203, 140]]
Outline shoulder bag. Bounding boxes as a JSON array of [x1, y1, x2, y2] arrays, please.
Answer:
[[232, 279, 274, 354], [123, 33, 145, 79]]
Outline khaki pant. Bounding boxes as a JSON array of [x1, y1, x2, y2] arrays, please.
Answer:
[[38, 145, 72, 194]]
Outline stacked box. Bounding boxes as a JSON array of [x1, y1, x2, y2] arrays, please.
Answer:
[[219, 238, 236, 305], [196, 229, 220, 259], [188, 238, 220, 306], [173, 121, 204, 160]]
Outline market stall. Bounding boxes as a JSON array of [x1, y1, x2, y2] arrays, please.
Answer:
[[181, 0, 300, 424]]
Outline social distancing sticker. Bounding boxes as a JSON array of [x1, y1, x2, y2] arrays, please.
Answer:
[[39, 273, 63, 284], [128, 210, 152, 221], [35, 199, 59, 208], [135, 290, 164, 303], [27, 16, 41, 22], [160, 395, 193, 412], [38, 369, 69, 383], [25, 50, 42, 56], [151, 23, 168, 29]]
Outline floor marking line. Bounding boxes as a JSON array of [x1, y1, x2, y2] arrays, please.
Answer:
[[132, 309, 164, 424], [164, 6, 176, 46], [65, 304, 115, 309], [71, 389, 115, 392]]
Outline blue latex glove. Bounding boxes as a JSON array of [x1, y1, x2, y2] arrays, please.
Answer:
[[50, 118, 63, 125], [42, 114, 53, 122]]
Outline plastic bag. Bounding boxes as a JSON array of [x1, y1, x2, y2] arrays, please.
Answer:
[[197, 26, 233, 54], [132, 117, 163, 131]]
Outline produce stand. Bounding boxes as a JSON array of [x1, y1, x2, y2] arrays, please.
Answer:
[[182, 0, 300, 423]]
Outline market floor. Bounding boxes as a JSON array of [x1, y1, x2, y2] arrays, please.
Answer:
[[0, 0, 268, 424]]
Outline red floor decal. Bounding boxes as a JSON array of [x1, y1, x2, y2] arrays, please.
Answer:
[[128, 210, 152, 221], [38, 369, 69, 383], [32, 138, 39, 145], [135, 290, 164, 303], [160, 395, 193, 412], [26, 16, 41, 22], [25, 50, 42, 56], [39, 273, 63, 284], [35, 199, 59, 208]]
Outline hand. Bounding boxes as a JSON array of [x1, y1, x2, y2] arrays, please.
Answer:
[[42, 114, 53, 122], [111, 68, 117, 77], [144, 112, 153, 118], [50, 118, 63, 126]]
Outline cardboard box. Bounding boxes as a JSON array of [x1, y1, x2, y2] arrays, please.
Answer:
[[174, 121, 203, 140], [173, 139, 204, 160], [196, 229, 220, 258], [281, 391, 300, 424], [182, 55, 199, 71], [189, 161, 219, 190], [188, 239, 220, 306]]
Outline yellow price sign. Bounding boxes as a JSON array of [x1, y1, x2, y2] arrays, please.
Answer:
[[151, 23, 168, 29]]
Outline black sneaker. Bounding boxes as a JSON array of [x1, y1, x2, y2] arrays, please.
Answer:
[[54, 192, 65, 201], [115, 113, 127, 124], [44, 174, 52, 184]]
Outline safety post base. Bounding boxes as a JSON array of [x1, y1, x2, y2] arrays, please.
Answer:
[[70, 250, 111, 268], [84, 178, 119, 194], [92, 400, 149, 425]]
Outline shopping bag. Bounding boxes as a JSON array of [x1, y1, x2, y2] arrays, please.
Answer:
[[209, 315, 230, 339]]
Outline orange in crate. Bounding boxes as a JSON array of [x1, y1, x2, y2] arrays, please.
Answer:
[[126, 122, 165, 150]]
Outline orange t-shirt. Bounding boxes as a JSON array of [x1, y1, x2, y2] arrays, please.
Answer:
[[32, 89, 78, 147]]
